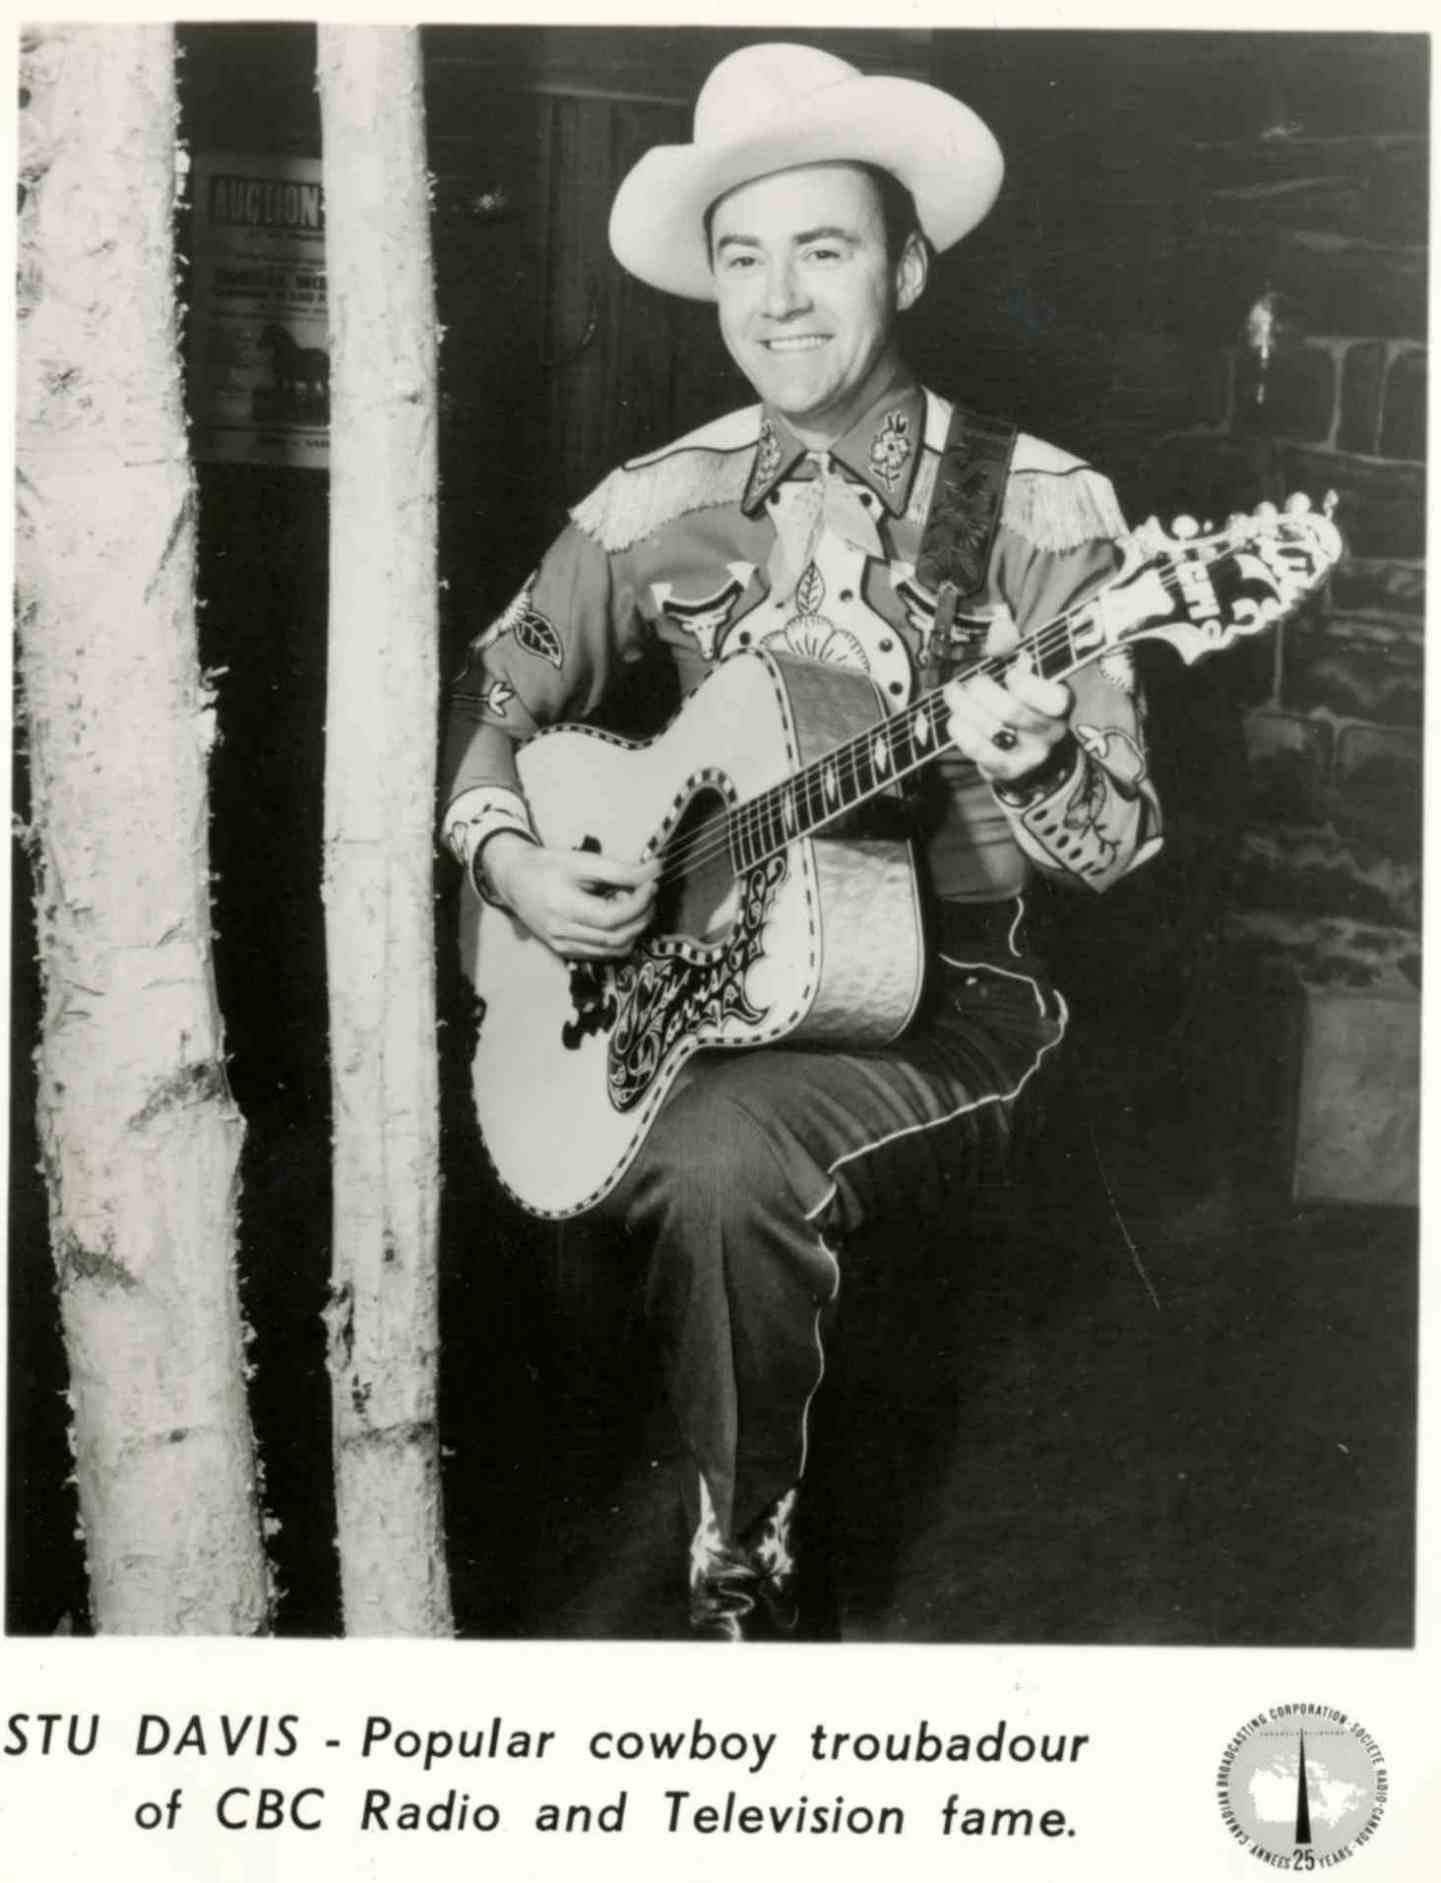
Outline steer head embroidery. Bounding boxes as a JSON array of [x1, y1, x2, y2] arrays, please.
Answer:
[[651, 561, 755, 662]]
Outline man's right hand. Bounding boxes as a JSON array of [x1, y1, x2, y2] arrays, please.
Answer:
[[481, 833, 660, 961]]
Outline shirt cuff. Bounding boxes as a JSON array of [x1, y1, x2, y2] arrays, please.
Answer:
[[1002, 750, 1142, 891], [991, 734, 1081, 813], [441, 787, 538, 896]]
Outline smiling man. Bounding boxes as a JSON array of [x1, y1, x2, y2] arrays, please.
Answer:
[[709, 162, 926, 444], [442, 43, 1162, 1640]]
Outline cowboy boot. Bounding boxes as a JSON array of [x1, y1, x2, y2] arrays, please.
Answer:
[[688, 1542, 762, 1641], [685, 1486, 804, 1641], [687, 1479, 760, 1641], [740, 1487, 802, 1638]]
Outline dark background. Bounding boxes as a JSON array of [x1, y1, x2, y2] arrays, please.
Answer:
[[8, 26, 1425, 1639]]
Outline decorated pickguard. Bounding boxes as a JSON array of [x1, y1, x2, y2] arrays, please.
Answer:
[[605, 852, 788, 1112]]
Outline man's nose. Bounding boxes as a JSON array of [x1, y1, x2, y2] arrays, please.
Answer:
[[761, 256, 808, 318]]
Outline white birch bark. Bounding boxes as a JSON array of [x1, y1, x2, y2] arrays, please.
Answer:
[[14, 24, 270, 1633], [317, 25, 453, 1635]]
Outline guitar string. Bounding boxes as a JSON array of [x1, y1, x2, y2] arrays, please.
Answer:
[[663, 556, 1180, 883], [656, 609, 1075, 887], [651, 552, 1218, 888], [667, 527, 1323, 890], [647, 543, 1276, 889]]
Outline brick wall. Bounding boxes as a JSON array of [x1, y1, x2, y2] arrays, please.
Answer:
[[910, 35, 1427, 1199], [1143, 121, 1426, 996]]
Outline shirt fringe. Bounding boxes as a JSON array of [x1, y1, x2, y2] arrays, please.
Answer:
[[571, 448, 752, 554], [1002, 464, 1127, 552]]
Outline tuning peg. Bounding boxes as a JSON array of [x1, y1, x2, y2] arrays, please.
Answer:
[[1255, 501, 1278, 522], [1285, 492, 1312, 514], [1171, 514, 1199, 540], [1323, 489, 1339, 519]]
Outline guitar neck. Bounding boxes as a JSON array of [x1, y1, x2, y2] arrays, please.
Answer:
[[726, 558, 1175, 873]]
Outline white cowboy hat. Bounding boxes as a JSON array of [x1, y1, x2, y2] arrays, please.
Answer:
[[609, 42, 1004, 301]]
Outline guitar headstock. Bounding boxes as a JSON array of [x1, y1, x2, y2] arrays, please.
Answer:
[[1102, 494, 1344, 667]]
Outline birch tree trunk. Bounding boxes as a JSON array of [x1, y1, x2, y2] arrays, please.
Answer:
[[14, 24, 269, 1632], [317, 25, 453, 1635]]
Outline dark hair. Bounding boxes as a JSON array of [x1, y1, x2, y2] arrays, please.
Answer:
[[703, 161, 925, 267], [861, 164, 925, 264]]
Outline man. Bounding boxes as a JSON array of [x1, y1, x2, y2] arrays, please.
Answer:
[[441, 43, 1162, 1639]]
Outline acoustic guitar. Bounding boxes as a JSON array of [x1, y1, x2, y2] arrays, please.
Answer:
[[461, 498, 1342, 1219]]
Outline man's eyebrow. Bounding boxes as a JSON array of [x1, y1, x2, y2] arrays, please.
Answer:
[[712, 223, 861, 253], [793, 224, 859, 245]]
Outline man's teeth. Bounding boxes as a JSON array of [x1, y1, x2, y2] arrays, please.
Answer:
[[766, 336, 826, 352]]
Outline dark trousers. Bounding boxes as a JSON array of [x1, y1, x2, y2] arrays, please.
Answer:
[[597, 905, 1064, 1544]]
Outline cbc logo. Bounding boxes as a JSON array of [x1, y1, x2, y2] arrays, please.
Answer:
[[215, 1787, 326, 1830]]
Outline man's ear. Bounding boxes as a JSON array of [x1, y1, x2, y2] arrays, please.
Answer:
[[895, 230, 930, 313]]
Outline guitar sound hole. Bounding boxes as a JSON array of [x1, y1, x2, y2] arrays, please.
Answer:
[[652, 785, 738, 947]]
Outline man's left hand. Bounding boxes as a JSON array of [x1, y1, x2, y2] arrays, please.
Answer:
[[943, 654, 1074, 788]]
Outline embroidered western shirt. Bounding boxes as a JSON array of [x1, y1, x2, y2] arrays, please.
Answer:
[[441, 381, 1162, 903]]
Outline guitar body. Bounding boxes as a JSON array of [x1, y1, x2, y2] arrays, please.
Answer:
[[461, 650, 926, 1219], [458, 496, 1344, 1221]]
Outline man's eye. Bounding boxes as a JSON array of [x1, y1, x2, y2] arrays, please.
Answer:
[[722, 252, 757, 272], [805, 245, 843, 262]]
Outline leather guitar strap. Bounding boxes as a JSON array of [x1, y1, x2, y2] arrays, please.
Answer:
[[914, 403, 1018, 677]]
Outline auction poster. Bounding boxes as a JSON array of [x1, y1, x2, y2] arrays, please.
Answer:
[[187, 150, 329, 469]]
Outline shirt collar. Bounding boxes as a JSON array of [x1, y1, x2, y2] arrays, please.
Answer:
[[741, 378, 925, 519]]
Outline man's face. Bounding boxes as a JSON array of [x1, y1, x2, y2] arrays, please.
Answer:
[[709, 162, 926, 446]]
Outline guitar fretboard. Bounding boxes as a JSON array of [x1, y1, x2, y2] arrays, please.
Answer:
[[653, 507, 1334, 891], [727, 605, 1096, 873]]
